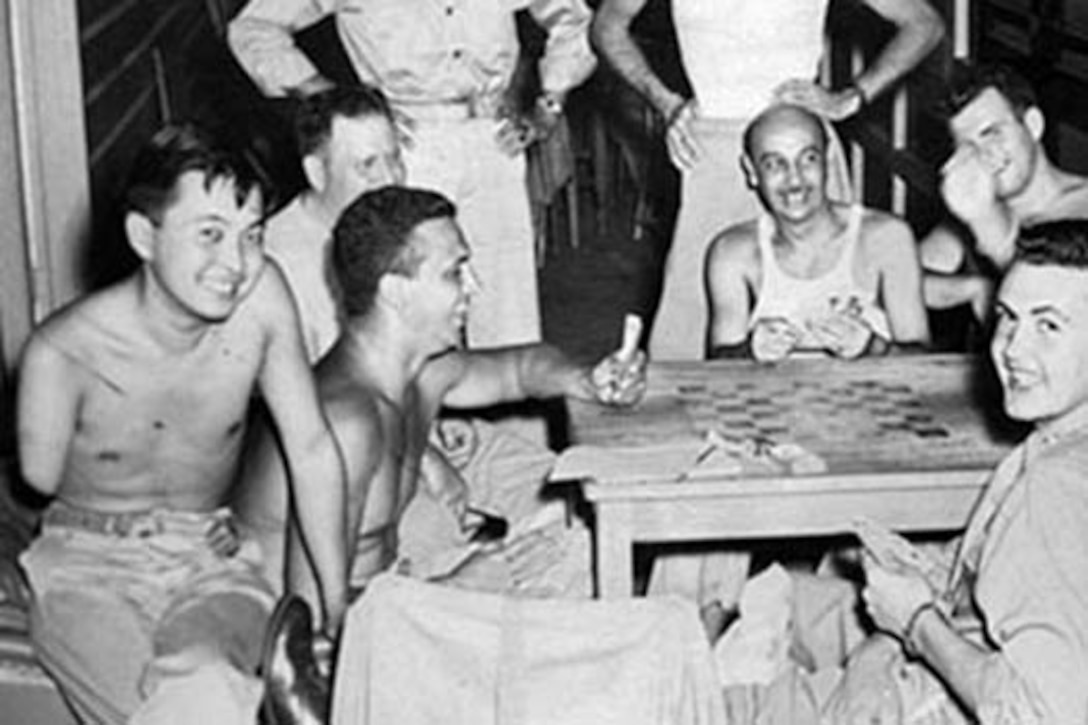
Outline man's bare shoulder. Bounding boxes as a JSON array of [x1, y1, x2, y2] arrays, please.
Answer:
[[858, 207, 916, 256], [319, 374, 386, 453], [706, 220, 760, 272], [1046, 174, 1088, 220], [25, 280, 138, 367]]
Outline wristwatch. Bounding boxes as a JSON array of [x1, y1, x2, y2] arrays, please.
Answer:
[[537, 93, 564, 117]]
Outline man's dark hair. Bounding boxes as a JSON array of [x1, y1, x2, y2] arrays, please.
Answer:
[[123, 122, 267, 223], [295, 84, 393, 159], [945, 62, 1039, 119], [1015, 220, 1088, 269], [333, 186, 457, 318]]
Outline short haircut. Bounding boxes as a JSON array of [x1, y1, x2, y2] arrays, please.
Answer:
[[742, 103, 828, 159], [945, 62, 1039, 119], [1015, 220, 1088, 270], [123, 122, 267, 223], [295, 84, 393, 159], [333, 185, 458, 318]]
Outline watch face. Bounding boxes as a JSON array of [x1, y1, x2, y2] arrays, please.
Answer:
[[540, 95, 563, 115]]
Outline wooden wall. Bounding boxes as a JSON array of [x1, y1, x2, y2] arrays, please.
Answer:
[[77, 0, 290, 288]]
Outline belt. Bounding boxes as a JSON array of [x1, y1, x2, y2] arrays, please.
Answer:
[[395, 96, 503, 121], [43, 501, 231, 539]]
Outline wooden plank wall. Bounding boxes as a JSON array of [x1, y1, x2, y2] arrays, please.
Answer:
[[77, 0, 279, 288]]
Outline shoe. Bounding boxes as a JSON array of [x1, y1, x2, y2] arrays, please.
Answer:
[[260, 595, 330, 725]]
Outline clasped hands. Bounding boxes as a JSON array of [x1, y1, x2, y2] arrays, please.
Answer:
[[751, 298, 875, 363]]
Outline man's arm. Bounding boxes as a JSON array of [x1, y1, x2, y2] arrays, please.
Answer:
[[16, 331, 80, 497], [530, 0, 597, 102], [775, 0, 944, 120], [871, 215, 931, 348], [227, 0, 336, 97], [865, 456, 1088, 724], [253, 265, 348, 633], [852, 0, 945, 105], [592, 0, 700, 169], [592, 0, 680, 121], [705, 229, 757, 359]]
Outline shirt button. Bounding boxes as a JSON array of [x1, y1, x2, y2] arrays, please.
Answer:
[[446, 6, 454, 15], [452, 49, 462, 59]]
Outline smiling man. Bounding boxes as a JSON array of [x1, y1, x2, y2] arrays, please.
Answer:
[[828, 219, 1088, 725], [921, 63, 1088, 322], [264, 85, 405, 363], [705, 103, 930, 362], [15, 124, 348, 725], [240, 186, 646, 723]]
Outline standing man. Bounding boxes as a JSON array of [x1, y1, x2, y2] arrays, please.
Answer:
[[16, 124, 348, 724], [264, 84, 405, 362], [228, 0, 597, 349], [921, 63, 1088, 322], [706, 103, 930, 362], [593, 0, 944, 360]]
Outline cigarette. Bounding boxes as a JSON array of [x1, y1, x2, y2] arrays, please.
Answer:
[[618, 314, 642, 363]]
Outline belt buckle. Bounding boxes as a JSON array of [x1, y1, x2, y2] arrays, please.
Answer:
[[119, 514, 161, 538]]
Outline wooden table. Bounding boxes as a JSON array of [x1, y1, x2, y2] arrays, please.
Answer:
[[562, 354, 1020, 598]]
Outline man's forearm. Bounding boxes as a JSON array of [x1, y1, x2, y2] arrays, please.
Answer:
[[592, 8, 684, 117], [910, 605, 998, 716], [290, 436, 349, 630], [854, 0, 944, 103], [533, 0, 598, 97], [514, 344, 586, 400]]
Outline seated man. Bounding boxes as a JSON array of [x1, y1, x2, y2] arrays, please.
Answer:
[[720, 220, 1088, 724], [706, 103, 930, 362], [813, 219, 1088, 724], [15, 124, 348, 724], [921, 62, 1088, 323], [264, 84, 404, 363], [236, 186, 646, 610]]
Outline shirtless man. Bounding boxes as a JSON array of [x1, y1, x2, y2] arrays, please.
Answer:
[[238, 185, 646, 614], [264, 84, 404, 363], [922, 63, 1088, 321], [706, 103, 930, 362], [16, 124, 347, 725]]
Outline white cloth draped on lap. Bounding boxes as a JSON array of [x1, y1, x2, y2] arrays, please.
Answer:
[[332, 573, 727, 725]]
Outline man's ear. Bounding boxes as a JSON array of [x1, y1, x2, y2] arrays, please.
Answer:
[[1024, 107, 1045, 143], [125, 211, 155, 261], [302, 153, 328, 193], [741, 154, 758, 189], [376, 272, 410, 313]]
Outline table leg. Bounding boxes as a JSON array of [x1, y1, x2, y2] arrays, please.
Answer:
[[594, 500, 634, 598]]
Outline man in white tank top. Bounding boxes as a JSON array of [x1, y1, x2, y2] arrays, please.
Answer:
[[707, 103, 930, 362], [593, 0, 944, 361]]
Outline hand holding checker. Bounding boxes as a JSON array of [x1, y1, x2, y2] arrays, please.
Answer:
[[590, 314, 647, 406]]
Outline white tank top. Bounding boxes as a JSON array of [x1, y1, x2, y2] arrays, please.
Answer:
[[672, 0, 830, 119], [749, 205, 891, 351]]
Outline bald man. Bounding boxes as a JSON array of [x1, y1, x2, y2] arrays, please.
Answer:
[[706, 103, 930, 362]]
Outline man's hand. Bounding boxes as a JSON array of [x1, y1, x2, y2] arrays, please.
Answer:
[[862, 554, 936, 640], [495, 98, 563, 157], [940, 144, 1004, 227], [750, 317, 800, 362], [589, 314, 647, 405], [806, 297, 875, 359], [664, 98, 702, 171], [773, 79, 863, 121]]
